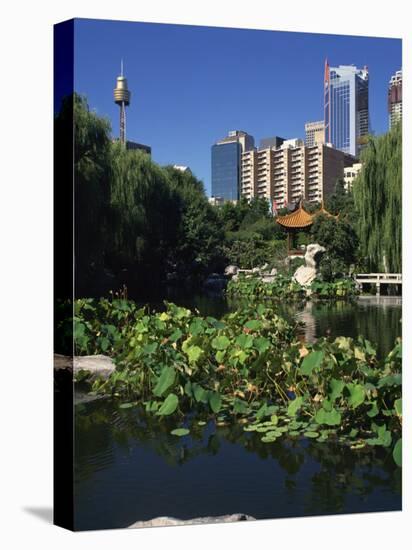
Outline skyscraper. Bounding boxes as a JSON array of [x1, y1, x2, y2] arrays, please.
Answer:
[[388, 70, 402, 129], [211, 130, 254, 201], [324, 60, 369, 157], [305, 120, 325, 147]]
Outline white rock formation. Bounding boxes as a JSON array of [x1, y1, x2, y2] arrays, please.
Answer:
[[128, 514, 255, 529], [293, 243, 325, 287], [224, 265, 239, 276], [54, 354, 116, 380]]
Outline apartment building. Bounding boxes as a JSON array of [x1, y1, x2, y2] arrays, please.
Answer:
[[388, 70, 402, 129], [343, 162, 362, 191], [241, 140, 354, 206]]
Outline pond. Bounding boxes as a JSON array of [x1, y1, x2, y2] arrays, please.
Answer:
[[74, 295, 402, 530], [142, 293, 402, 358]]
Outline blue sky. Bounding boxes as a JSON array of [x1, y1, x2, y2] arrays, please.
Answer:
[[73, 18, 401, 195]]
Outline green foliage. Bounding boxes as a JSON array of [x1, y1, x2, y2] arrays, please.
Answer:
[[227, 275, 358, 301], [392, 438, 402, 467], [157, 393, 179, 415], [60, 95, 226, 296], [109, 146, 180, 275], [325, 180, 357, 226], [353, 123, 402, 272], [164, 166, 225, 276], [310, 279, 358, 298], [72, 297, 402, 466], [55, 94, 113, 292], [223, 234, 271, 269], [300, 350, 324, 376], [217, 197, 286, 269], [310, 215, 358, 280], [170, 428, 190, 437], [227, 274, 306, 301]]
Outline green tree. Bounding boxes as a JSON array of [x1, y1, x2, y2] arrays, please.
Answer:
[[353, 123, 402, 272], [109, 146, 180, 279], [311, 215, 358, 280], [60, 94, 112, 293], [165, 167, 225, 277]]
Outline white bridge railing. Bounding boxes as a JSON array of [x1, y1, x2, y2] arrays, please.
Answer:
[[354, 273, 402, 295]]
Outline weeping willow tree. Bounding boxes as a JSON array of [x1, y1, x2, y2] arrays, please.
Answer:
[[109, 144, 180, 274], [353, 122, 402, 272]]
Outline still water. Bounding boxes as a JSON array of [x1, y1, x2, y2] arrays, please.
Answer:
[[74, 296, 402, 530]]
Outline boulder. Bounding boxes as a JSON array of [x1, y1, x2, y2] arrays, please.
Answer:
[[293, 243, 326, 287], [54, 354, 116, 381], [304, 243, 326, 269], [224, 265, 239, 277], [270, 267, 277, 276], [293, 266, 317, 287], [261, 276, 276, 283], [128, 513, 255, 529]]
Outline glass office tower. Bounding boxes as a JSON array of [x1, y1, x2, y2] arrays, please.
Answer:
[[324, 61, 369, 157], [211, 142, 241, 201], [211, 131, 254, 201]]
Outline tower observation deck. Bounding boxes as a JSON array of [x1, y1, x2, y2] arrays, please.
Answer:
[[113, 60, 131, 145]]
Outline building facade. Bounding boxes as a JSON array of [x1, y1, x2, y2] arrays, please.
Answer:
[[240, 140, 355, 206], [305, 120, 325, 147], [126, 140, 151, 155], [324, 61, 369, 157], [211, 130, 254, 201], [343, 162, 362, 192], [388, 70, 402, 129], [259, 136, 285, 149]]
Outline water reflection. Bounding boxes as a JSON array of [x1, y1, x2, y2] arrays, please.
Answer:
[[228, 296, 401, 358], [74, 400, 401, 530]]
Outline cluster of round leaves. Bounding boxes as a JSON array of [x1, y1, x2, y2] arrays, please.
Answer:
[[310, 279, 359, 298], [227, 274, 358, 301], [226, 274, 306, 301], [73, 298, 402, 467]]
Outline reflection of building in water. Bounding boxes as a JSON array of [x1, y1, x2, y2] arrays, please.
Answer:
[[295, 301, 317, 343]]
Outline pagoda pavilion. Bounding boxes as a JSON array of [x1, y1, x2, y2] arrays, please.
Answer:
[[276, 201, 336, 255]]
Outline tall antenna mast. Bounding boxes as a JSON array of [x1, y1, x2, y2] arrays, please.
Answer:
[[113, 60, 131, 145]]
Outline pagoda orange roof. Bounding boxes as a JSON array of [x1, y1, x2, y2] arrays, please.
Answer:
[[276, 201, 338, 229], [276, 205, 314, 228]]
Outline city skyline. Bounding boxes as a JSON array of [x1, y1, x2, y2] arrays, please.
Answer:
[[73, 19, 402, 195]]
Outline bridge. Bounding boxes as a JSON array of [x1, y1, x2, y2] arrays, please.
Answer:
[[355, 273, 402, 295]]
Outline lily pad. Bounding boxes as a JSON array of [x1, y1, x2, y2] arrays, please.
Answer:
[[300, 351, 324, 376], [153, 366, 176, 397], [393, 438, 402, 467], [211, 335, 230, 350], [157, 393, 179, 416], [170, 428, 190, 437], [303, 431, 319, 438], [287, 396, 303, 416]]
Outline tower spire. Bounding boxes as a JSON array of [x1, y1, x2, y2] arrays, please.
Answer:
[[324, 58, 330, 83], [113, 61, 131, 146]]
